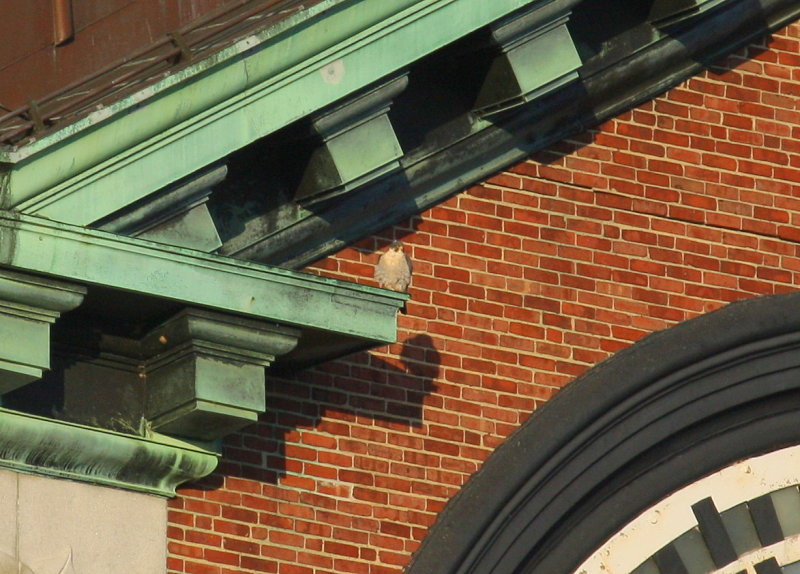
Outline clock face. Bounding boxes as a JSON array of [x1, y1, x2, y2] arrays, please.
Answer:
[[574, 445, 800, 574], [405, 294, 800, 574]]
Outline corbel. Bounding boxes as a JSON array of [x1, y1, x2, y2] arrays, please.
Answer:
[[473, 0, 582, 118], [648, 0, 732, 29], [0, 269, 85, 394], [53, 332, 147, 434], [95, 165, 226, 253], [55, 308, 301, 441], [294, 74, 408, 205], [141, 308, 300, 440]]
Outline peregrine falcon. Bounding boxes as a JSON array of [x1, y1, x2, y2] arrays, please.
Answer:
[[375, 241, 413, 293]]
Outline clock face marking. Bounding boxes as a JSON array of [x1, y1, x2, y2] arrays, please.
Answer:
[[691, 497, 738, 567], [574, 446, 800, 574], [754, 558, 783, 574]]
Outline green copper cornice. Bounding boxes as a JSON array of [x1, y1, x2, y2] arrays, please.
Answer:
[[0, 0, 537, 225], [0, 407, 217, 496], [0, 211, 406, 363]]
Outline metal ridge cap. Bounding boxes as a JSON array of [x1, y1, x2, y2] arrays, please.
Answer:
[[0, 406, 218, 496]]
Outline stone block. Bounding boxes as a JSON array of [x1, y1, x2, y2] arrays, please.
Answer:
[[295, 75, 408, 204], [97, 165, 226, 253], [17, 473, 166, 574], [474, 0, 582, 116], [0, 469, 17, 559]]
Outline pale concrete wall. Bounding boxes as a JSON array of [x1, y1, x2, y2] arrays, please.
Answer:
[[0, 469, 166, 574]]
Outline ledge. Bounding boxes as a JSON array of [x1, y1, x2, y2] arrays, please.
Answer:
[[0, 407, 218, 496], [0, 211, 407, 367], [0, 269, 85, 392], [0, 0, 537, 226]]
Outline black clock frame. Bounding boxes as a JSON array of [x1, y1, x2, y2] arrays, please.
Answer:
[[406, 292, 800, 574]]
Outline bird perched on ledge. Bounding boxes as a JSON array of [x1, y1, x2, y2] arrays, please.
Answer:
[[375, 241, 413, 298]]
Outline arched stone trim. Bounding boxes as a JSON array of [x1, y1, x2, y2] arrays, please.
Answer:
[[406, 293, 800, 574]]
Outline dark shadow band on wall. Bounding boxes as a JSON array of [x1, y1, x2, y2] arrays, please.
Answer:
[[405, 291, 800, 574]]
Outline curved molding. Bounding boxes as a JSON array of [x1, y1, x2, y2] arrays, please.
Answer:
[[406, 292, 800, 574], [0, 269, 85, 314], [0, 407, 218, 496]]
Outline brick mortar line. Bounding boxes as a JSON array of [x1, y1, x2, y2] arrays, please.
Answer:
[[483, 178, 800, 248], [232, 431, 493, 468], [174, 501, 441, 533], [409, 253, 800, 298], [520, 158, 800, 189], [172, 519, 418, 545]]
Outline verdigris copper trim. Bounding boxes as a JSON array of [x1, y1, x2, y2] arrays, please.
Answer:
[[0, 407, 218, 496], [0, 211, 408, 366]]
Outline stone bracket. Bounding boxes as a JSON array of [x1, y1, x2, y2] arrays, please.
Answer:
[[0, 269, 85, 394], [474, 0, 582, 117], [295, 74, 408, 205], [95, 165, 227, 253], [142, 308, 300, 440], [58, 308, 301, 441]]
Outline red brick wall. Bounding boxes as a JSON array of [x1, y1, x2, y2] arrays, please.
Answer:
[[167, 22, 800, 574]]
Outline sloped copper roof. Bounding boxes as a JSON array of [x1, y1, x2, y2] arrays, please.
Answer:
[[0, 0, 328, 149]]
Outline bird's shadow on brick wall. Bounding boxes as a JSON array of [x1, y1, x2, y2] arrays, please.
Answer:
[[189, 333, 441, 489]]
